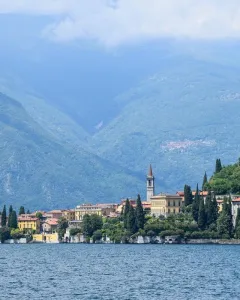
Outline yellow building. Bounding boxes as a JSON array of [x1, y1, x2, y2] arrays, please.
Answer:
[[151, 194, 183, 217], [32, 233, 59, 243], [18, 216, 40, 233], [62, 210, 75, 221], [75, 204, 102, 221]]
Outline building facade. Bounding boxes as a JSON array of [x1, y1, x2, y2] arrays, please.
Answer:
[[151, 194, 182, 217], [75, 204, 102, 221], [18, 216, 40, 233]]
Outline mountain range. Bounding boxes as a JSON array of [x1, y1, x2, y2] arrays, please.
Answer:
[[1, 50, 240, 210]]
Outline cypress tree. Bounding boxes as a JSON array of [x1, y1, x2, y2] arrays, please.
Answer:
[[9, 210, 18, 229], [135, 194, 144, 230], [184, 185, 193, 206], [1, 205, 7, 227], [9, 205, 13, 215], [192, 184, 200, 222], [205, 190, 218, 226], [19, 206, 25, 215], [198, 198, 206, 230], [218, 196, 233, 238], [8, 205, 13, 228], [202, 172, 208, 191], [27, 210, 30, 214], [123, 199, 131, 229], [127, 205, 137, 234], [215, 159, 222, 174]]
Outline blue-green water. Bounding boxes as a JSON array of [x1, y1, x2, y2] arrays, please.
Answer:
[[0, 244, 240, 299]]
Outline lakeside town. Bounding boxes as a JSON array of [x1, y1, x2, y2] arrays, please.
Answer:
[[1, 161, 240, 244]]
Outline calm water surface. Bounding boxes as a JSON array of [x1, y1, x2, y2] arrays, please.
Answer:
[[0, 244, 240, 299]]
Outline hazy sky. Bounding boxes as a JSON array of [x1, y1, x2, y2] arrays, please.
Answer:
[[0, 0, 240, 47]]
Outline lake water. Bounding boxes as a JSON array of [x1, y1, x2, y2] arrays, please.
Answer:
[[0, 244, 240, 299]]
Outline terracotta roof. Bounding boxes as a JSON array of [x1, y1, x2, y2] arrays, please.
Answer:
[[18, 217, 39, 222], [232, 198, 240, 202], [47, 210, 64, 214], [45, 218, 58, 226]]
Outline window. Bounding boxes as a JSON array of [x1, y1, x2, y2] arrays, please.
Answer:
[[173, 201, 175, 207], [179, 201, 181, 206], [168, 209, 170, 214], [148, 180, 152, 187], [173, 209, 175, 214]]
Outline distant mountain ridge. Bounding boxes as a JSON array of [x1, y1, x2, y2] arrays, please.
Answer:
[[1, 56, 240, 209], [0, 92, 143, 210]]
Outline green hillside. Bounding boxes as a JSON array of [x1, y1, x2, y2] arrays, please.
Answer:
[[0, 92, 143, 210], [207, 159, 240, 195], [91, 59, 240, 192]]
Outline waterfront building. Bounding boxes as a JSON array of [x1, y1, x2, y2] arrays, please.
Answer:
[[32, 233, 59, 243], [18, 216, 40, 233], [75, 204, 102, 221]]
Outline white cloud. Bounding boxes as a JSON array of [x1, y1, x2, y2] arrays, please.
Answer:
[[1, 0, 240, 46]]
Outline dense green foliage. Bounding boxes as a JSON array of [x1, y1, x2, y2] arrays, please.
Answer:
[[207, 160, 240, 194], [57, 217, 68, 240], [8, 210, 18, 229], [82, 214, 103, 237]]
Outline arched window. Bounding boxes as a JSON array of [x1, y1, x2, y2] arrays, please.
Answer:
[[148, 180, 152, 187]]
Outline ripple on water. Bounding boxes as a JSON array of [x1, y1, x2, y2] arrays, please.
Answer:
[[0, 244, 240, 299]]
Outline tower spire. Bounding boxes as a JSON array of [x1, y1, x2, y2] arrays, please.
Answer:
[[147, 164, 155, 201], [148, 164, 153, 177]]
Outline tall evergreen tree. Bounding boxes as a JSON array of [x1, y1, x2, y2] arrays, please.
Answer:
[[192, 184, 200, 222], [202, 172, 208, 191], [198, 198, 206, 230], [217, 196, 233, 238], [123, 199, 131, 229], [19, 206, 25, 215], [215, 159, 222, 174], [127, 205, 137, 234], [135, 194, 144, 230], [26, 210, 30, 214], [8, 205, 13, 228], [1, 205, 7, 227], [9, 210, 18, 229], [205, 191, 218, 226], [9, 205, 13, 216], [184, 185, 193, 206]]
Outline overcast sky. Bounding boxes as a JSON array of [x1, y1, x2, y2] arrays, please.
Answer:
[[0, 0, 240, 47]]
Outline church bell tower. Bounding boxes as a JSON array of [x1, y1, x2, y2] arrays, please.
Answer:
[[147, 164, 155, 201]]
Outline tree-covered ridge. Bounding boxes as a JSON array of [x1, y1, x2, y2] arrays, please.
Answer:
[[206, 159, 240, 194], [0, 92, 143, 209]]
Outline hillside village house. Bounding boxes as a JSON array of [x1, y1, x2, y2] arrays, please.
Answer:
[[44, 210, 64, 220], [62, 210, 75, 221], [18, 216, 40, 233], [42, 218, 58, 233]]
